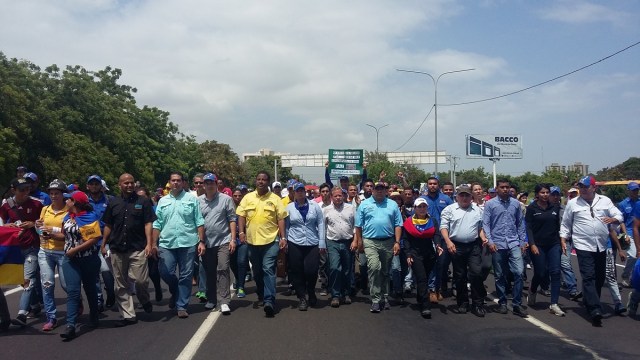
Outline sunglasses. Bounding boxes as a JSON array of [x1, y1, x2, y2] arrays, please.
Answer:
[[194, 181, 203, 185]]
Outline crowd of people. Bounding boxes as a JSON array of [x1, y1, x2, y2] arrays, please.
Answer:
[[1, 164, 639, 341]]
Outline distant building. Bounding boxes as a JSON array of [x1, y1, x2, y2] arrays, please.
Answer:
[[567, 162, 589, 176], [545, 162, 589, 176], [242, 148, 289, 162]]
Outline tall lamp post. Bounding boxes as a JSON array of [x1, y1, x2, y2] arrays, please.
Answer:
[[396, 68, 474, 174], [365, 123, 389, 153]]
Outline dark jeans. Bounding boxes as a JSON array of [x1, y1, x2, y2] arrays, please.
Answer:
[[451, 240, 485, 306], [248, 241, 279, 306], [62, 254, 101, 327], [287, 241, 320, 300], [147, 256, 162, 295], [576, 249, 606, 315], [327, 240, 353, 298], [230, 242, 249, 290], [407, 241, 437, 309], [530, 243, 562, 304]]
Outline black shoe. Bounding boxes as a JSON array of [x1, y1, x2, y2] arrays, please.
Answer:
[[512, 305, 528, 318], [420, 308, 432, 319], [457, 303, 469, 314], [142, 301, 153, 314], [471, 305, 486, 318], [105, 294, 115, 308], [169, 295, 176, 309], [60, 325, 76, 340], [308, 295, 318, 307], [497, 304, 508, 314], [114, 318, 138, 328], [591, 311, 603, 327], [89, 316, 100, 329], [155, 290, 163, 302], [264, 303, 275, 317], [0, 322, 10, 332], [570, 291, 583, 301], [11, 314, 27, 327], [298, 298, 308, 311]]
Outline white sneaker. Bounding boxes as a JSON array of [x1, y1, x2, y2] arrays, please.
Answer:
[[549, 304, 565, 317], [220, 303, 231, 315]]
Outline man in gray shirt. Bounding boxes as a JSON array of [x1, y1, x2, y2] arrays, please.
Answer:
[[440, 185, 488, 317], [199, 173, 237, 314], [323, 187, 357, 307]]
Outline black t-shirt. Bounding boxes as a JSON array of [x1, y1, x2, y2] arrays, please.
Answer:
[[525, 202, 561, 247], [102, 193, 156, 253]]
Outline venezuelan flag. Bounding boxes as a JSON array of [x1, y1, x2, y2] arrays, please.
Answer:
[[0, 226, 24, 285]]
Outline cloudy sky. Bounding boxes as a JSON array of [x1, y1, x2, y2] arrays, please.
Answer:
[[2, 0, 638, 182]]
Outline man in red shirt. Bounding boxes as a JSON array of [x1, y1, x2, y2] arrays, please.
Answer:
[[0, 178, 43, 326]]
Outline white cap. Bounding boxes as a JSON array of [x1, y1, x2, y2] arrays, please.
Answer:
[[101, 179, 110, 191], [272, 181, 282, 188]]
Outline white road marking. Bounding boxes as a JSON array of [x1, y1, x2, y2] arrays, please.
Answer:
[[175, 310, 223, 360], [488, 295, 606, 360]]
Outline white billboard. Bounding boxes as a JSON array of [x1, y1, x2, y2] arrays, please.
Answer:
[[466, 135, 523, 159]]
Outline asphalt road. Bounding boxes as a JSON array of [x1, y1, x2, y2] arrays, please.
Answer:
[[1, 257, 639, 360]]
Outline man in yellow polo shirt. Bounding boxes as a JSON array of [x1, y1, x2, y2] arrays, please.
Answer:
[[236, 171, 288, 317]]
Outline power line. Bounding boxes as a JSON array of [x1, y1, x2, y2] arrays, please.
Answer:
[[440, 40, 640, 106], [393, 104, 435, 151]]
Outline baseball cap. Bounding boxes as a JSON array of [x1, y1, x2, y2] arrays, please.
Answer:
[[568, 187, 579, 194], [287, 179, 297, 189], [550, 186, 561, 194], [11, 178, 31, 189], [488, 188, 496, 193], [16, 165, 27, 171], [24, 172, 38, 182], [236, 184, 248, 191], [203, 173, 217, 182], [627, 182, 639, 191], [457, 185, 472, 195], [101, 179, 110, 191], [578, 175, 596, 187], [87, 175, 102, 184], [374, 181, 387, 189], [293, 182, 305, 191], [390, 191, 402, 198], [339, 176, 349, 181], [70, 191, 89, 205], [47, 179, 68, 192], [414, 197, 428, 207], [272, 181, 282, 188]]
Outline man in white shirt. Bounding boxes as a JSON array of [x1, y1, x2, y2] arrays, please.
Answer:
[[560, 175, 623, 326]]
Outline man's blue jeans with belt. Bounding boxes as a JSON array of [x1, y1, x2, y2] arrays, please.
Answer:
[[248, 241, 279, 307]]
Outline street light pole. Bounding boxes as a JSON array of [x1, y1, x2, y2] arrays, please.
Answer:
[[365, 123, 389, 153], [396, 68, 474, 174]]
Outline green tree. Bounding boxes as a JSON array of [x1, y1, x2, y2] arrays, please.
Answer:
[[242, 155, 299, 186], [196, 140, 245, 184]]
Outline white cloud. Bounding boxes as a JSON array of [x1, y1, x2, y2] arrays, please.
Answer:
[[538, 0, 631, 26]]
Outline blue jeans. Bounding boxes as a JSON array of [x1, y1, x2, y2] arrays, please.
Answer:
[[18, 247, 39, 315], [248, 241, 279, 306], [62, 254, 101, 327], [560, 240, 578, 293], [158, 246, 196, 311], [197, 255, 207, 294], [327, 240, 353, 298], [492, 246, 525, 306], [530, 243, 562, 304], [231, 242, 249, 290], [38, 249, 67, 321]]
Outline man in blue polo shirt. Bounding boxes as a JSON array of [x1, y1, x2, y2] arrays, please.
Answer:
[[420, 176, 453, 303], [355, 181, 403, 313], [618, 182, 639, 287]]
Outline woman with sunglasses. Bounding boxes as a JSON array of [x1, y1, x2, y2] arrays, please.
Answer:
[[36, 179, 70, 331], [403, 197, 442, 319], [59, 191, 102, 340], [526, 184, 565, 316]]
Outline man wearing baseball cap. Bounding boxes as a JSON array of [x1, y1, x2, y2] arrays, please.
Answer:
[[618, 182, 639, 287], [560, 175, 623, 326], [24, 172, 51, 206], [355, 181, 403, 313], [440, 185, 488, 317]]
